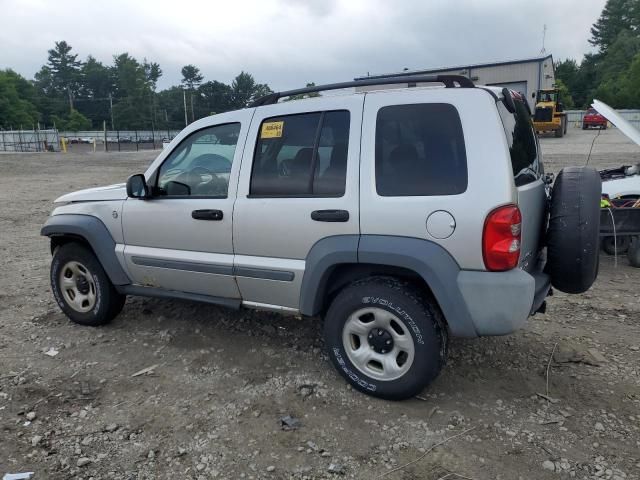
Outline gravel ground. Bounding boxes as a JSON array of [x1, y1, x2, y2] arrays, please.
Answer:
[[1, 127, 639, 480]]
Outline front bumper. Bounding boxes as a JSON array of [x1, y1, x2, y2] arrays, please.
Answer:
[[534, 121, 561, 130], [456, 266, 551, 336]]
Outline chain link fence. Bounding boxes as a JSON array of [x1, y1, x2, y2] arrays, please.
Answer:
[[0, 129, 60, 152], [1, 129, 182, 153], [565, 109, 640, 128], [60, 130, 181, 152]]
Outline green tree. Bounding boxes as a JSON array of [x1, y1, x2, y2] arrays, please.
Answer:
[[144, 60, 162, 91], [597, 30, 640, 78], [110, 53, 160, 129], [181, 65, 204, 122], [197, 80, 233, 116], [156, 86, 187, 129], [51, 109, 91, 131], [555, 59, 579, 91], [77, 56, 113, 127], [0, 69, 39, 129], [230, 71, 272, 109], [618, 52, 640, 107], [589, 0, 638, 52], [181, 65, 204, 90], [555, 79, 574, 109], [46, 41, 83, 112]]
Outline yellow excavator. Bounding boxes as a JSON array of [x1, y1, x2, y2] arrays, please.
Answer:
[[532, 88, 568, 137]]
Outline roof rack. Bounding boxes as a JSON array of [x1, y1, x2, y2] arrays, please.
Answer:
[[250, 74, 474, 107]]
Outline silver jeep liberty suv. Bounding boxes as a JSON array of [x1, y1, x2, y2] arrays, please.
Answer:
[[42, 75, 601, 399]]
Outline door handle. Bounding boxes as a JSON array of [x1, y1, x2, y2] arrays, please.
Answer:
[[191, 209, 223, 221], [311, 209, 349, 222]]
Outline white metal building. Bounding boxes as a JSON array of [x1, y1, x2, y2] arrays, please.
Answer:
[[355, 55, 555, 111]]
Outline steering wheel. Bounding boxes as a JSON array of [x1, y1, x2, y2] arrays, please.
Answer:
[[186, 165, 217, 186]]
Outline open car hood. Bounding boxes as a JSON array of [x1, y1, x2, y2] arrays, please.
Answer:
[[592, 99, 640, 147]]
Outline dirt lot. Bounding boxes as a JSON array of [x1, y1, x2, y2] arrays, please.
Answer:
[[1, 127, 639, 480]]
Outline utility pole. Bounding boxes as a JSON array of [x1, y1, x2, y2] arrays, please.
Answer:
[[109, 93, 115, 130], [190, 92, 195, 123], [68, 87, 74, 113], [540, 24, 547, 55], [183, 90, 188, 127]]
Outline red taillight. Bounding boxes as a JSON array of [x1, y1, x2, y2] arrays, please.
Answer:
[[482, 205, 522, 271]]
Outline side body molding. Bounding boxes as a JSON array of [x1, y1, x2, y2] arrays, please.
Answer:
[[300, 235, 478, 338], [41, 214, 131, 286]]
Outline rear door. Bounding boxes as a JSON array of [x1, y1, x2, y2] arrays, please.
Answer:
[[497, 98, 546, 271], [233, 96, 363, 309]]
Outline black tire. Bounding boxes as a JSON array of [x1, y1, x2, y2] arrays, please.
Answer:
[[628, 236, 640, 268], [51, 242, 126, 326], [582, 124, 587, 130], [546, 167, 601, 293], [555, 125, 563, 138], [324, 276, 447, 400], [601, 235, 631, 255]]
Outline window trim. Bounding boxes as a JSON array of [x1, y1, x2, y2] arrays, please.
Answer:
[[248, 109, 350, 199], [150, 122, 241, 200], [374, 102, 469, 197]]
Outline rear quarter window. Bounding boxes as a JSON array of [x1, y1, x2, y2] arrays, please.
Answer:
[[498, 99, 542, 186], [375, 103, 468, 196]]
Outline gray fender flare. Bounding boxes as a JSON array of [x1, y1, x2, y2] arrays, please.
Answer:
[[300, 235, 478, 338], [299, 235, 359, 316], [41, 214, 131, 286]]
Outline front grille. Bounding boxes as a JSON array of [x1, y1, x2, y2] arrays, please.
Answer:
[[534, 107, 553, 122]]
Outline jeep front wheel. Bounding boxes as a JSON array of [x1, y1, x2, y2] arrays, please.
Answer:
[[324, 277, 447, 400], [51, 242, 126, 326]]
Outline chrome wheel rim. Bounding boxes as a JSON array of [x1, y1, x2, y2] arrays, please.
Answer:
[[59, 261, 97, 313], [342, 307, 415, 381]]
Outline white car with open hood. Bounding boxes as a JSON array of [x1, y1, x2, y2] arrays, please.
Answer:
[[594, 100, 640, 199]]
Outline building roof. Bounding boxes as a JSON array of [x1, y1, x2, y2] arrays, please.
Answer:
[[355, 54, 554, 81]]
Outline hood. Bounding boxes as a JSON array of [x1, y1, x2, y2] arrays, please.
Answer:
[[592, 99, 640, 147], [54, 183, 127, 203]]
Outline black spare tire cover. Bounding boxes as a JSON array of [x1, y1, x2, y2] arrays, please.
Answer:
[[546, 167, 601, 293]]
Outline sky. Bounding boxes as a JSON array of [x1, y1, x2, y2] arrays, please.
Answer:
[[0, 0, 607, 91]]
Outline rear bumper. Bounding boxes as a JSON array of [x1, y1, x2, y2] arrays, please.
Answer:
[[456, 266, 550, 336]]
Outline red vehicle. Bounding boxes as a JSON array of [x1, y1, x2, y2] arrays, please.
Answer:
[[583, 108, 608, 130]]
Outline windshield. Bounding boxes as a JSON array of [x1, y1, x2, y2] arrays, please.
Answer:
[[537, 91, 557, 103]]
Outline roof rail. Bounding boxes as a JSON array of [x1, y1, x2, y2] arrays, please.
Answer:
[[250, 74, 474, 107]]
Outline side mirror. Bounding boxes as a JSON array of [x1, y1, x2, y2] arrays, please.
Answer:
[[126, 174, 150, 199]]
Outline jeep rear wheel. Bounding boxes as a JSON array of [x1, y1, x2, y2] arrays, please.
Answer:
[[51, 242, 126, 326], [324, 277, 447, 400]]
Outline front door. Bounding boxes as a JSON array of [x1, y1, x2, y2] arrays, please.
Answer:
[[233, 96, 363, 309], [121, 113, 252, 298]]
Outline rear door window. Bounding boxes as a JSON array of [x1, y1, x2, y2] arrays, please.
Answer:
[[250, 111, 350, 197], [375, 103, 468, 196], [498, 99, 542, 186]]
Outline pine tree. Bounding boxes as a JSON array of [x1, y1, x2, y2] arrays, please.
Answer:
[[46, 41, 83, 112], [589, 0, 638, 52]]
